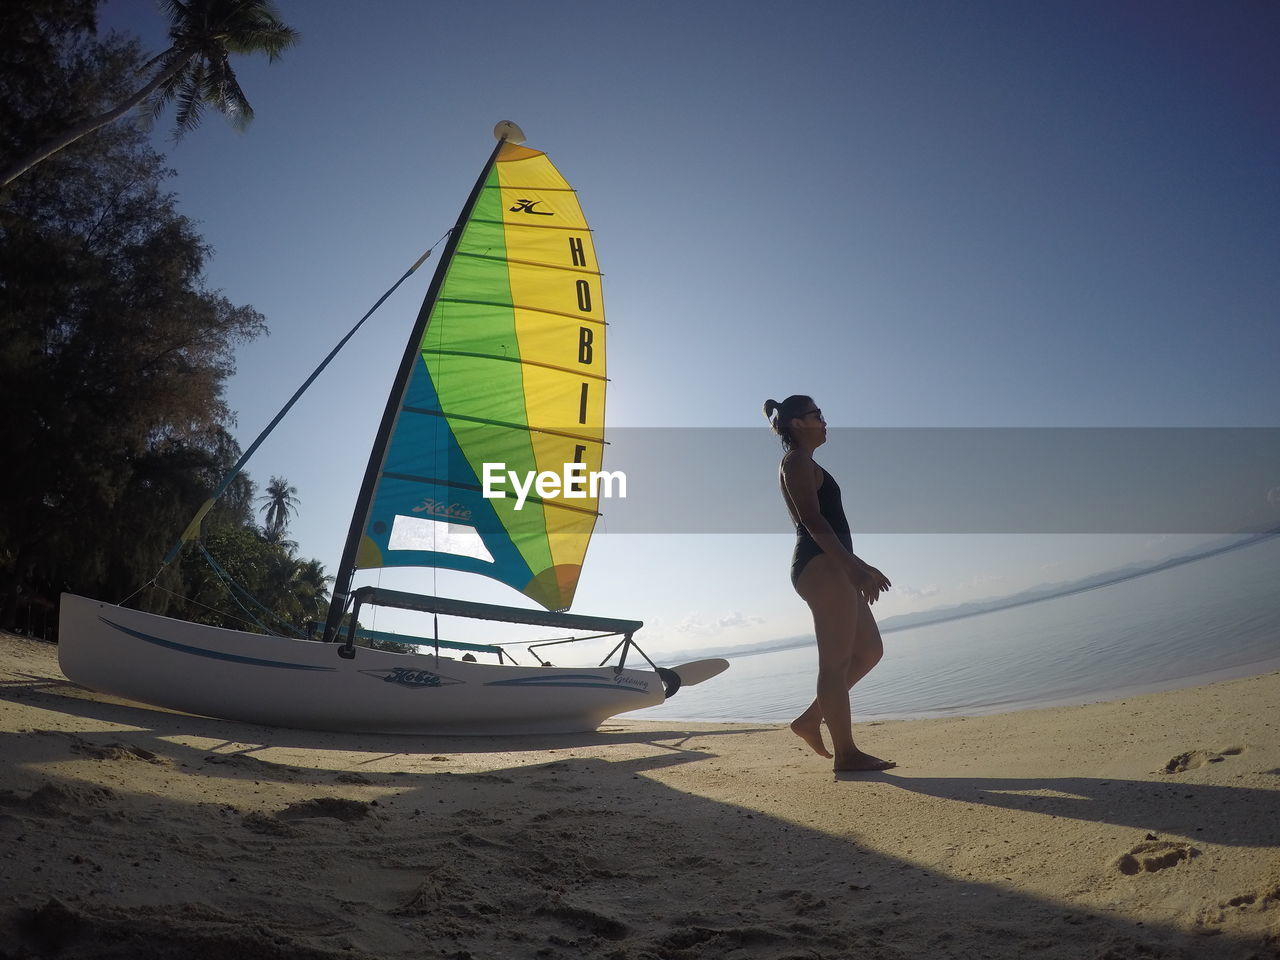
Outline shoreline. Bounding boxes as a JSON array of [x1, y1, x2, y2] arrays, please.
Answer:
[[660, 531, 1280, 666], [2, 630, 1278, 959], [640, 651, 1280, 726]]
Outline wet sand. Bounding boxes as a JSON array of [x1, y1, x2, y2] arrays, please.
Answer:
[[1, 630, 1277, 958]]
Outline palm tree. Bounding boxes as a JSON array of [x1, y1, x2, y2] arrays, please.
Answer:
[[258, 475, 299, 542], [1, 0, 299, 187], [257, 546, 329, 628], [291, 558, 332, 622]]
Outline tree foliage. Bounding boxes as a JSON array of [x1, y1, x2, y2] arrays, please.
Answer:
[[172, 527, 331, 633], [148, 0, 299, 136], [1, 0, 299, 187], [259, 475, 300, 544], [0, 4, 327, 636]]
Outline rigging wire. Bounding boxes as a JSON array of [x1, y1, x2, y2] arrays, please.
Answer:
[[116, 579, 156, 608], [154, 232, 452, 574], [121, 234, 451, 635], [196, 543, 307, 638], [142, 579, 287, 636]]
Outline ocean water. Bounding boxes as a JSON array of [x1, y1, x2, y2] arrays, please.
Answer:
[[636, 536, 1280, 724]]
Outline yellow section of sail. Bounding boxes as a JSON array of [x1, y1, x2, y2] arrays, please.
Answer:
[[495, 143, 606, 586]]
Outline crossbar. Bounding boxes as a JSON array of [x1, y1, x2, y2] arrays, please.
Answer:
[[350, 587, 643, 635], [351, 627, 502, 656]]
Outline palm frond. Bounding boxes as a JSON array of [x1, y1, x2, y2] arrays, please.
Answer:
[[172, 68, 208, 136], [206, 51, 254, 130], [147, 51, 191, 121], [224, 21, 301, 62], [220, 83, 253, 131], [136, 0, 298, 139]]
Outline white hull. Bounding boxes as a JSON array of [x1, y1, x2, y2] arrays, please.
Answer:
[[57, 593, 666, 735]]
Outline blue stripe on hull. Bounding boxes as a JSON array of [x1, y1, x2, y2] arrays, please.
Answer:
[[100, 617, 339, 672], [485, 673, 651, 693]]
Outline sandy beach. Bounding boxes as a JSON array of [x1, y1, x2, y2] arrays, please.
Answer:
[[1, 630, 1277, 959]]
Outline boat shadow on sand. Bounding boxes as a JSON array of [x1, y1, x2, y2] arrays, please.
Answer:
[[0, 670, 767, 759], [2, 672, 1277, 958]]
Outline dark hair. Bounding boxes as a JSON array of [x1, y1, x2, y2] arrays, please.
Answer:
[[762, 394, 813, 450]]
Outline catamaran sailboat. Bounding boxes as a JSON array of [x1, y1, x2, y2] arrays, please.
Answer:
[[58, 122, 726, 735]]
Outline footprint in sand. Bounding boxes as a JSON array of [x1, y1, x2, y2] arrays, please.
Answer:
[[1, 783, 116, 818], [241, 811, 303, 838], [276, 797, 370, 822], [69, 738, 164, 765], [536, 900, 629, 941], [1113, 840, 1199, 875], [1223, 880, 1280, 911], [1161, 746, 1244, 774]]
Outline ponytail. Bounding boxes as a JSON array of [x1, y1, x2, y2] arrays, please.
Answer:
[[763, 394, 813, 450]]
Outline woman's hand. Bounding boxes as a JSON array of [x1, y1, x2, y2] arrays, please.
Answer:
[[853, 564, 891, 604]]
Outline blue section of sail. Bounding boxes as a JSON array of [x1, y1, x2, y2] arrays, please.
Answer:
[[359, 355, 535, 591]]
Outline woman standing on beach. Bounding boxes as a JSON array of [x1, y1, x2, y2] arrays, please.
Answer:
[[764, 395, 895, 772]]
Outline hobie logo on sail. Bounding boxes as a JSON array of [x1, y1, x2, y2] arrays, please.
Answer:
[[510, 199, 553, 216], [482, 462, 626, 510], [411, 498, 473, 522]]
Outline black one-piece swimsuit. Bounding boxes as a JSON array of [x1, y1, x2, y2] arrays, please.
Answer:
[[791, 466, 853, 587]]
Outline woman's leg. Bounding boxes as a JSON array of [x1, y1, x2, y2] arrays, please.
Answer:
[[849, 596, 885, 689], [790, 559, 892, 769], [789, 557, 847, 757], [792, 616, 882, 739]]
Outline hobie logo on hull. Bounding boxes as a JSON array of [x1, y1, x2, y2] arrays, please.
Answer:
[[361, 667, 462, 688], [383, 668, 442, 688]]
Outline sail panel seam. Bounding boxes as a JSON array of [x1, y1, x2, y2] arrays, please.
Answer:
[[382, 472, 601, 517], [402, 406, 607, 445], [438, 297, 606, 326], [481, 185, 577, 193], [455, 250, 602, 276], [422, 348, 608, 382], [470, 218, 593, 233]]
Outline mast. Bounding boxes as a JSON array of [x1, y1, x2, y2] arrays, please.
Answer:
[[321, 131, 512, 642]]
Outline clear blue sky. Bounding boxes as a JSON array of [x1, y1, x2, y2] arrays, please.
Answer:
[[98, 1, 1279, 655]]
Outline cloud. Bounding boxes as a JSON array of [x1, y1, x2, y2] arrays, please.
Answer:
[[672, 611, 766, 636], [965, 573, 1008, 589], [716, 612, 765, 629], [896, 584, 940, 601], [1267, 486, 1280, 507]]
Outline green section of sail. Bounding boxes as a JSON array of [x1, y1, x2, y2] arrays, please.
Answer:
[[425, 167, 554, 578]]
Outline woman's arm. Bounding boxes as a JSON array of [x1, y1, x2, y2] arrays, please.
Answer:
[[781, 453, 891, 601]]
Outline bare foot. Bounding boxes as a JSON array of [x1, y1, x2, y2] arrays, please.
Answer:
[[833, 750, 896, 772], [790, 717, 833, 759]]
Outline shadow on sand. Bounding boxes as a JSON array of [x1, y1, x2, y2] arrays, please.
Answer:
[[0, 672, 1273, 959], [844, 771, 1280, 849]]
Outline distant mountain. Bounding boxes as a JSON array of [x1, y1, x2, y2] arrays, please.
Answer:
[[673, 530, 1278, 662], [876, 530, 1277, 635]]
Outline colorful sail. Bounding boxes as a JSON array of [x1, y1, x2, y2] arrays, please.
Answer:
[[350, 139, 607, 611]]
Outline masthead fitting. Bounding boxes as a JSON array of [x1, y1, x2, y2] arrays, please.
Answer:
[[493, 120, 526, 144]]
